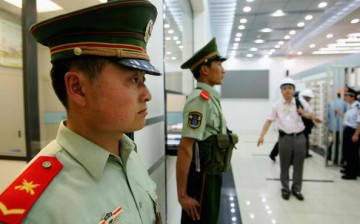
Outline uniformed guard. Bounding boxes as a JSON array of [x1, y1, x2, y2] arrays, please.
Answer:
[[337, 87, 360, 180], [0, 1, 162, 223], [176, 38, 238, 224], [257, 78, 313, 201]]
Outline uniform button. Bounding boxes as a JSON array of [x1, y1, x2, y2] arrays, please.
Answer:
[[42, 161, 52, 168], [74, 47, 82, 56], [139, 202, 142, 208]]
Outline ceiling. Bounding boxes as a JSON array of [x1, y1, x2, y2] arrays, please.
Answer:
[[163, 0, 360, 62], [210, 0, 360, 58], [1, 0, 359, 61]]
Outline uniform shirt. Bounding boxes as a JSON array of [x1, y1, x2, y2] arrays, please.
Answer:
[[23, 121, 158, 224], [328, 98, 347, 131], [344, 101, 360, 129], [181, 82, 227, 141], [268, 97, 311, 134]]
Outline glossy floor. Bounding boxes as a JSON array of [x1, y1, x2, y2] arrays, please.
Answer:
[[167, 131, 360, 224], [233, 132, 360, 224]]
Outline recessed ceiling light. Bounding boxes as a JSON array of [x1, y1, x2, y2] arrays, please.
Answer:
[[309, 44, 316, 48], [318, 2, 328, 8], [173, 36, 178, 40], [165, 37, 171, 41], [179, 45, 183, 49], [305, 15, 313, 20], [166, 51, 172, 55], [260, 28, 272, 32], [284, 35, 291, 40], [233, 43, 239, 47], [168, 29, 174, 34], [289, 30, 296, 35], [235, 37, 241, 41], [246, 0, 254, 2], [250, 48, 258, 51], [171, 57, 177, 60], [240, 18, 248, 23], [270, 49, 275, 52], [233, 46, 239, 50], [326, 34, 334, 38], [351, 18, 360, 24], [272, 10, 285, 17], [4, 0, 63, 12], [243, 6, 252, 12], [238, 25, 245, 30], [297, 51, 303, 55], [246, 54, 254, 57], [164, 24, 170, 28], [176, 40, 181, 45], [348, 33, 360, 37], [297, 22, 305, 27], [278, 41, 284, 45], [274, 45, 280, 49], [254, 39, 264, 43], [236, 33, 243, 37]]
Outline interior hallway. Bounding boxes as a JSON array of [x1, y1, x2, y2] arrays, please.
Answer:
[[167, 130, 360, 224]]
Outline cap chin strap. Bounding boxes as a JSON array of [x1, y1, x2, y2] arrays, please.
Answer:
[[74, 46, 150, 61]]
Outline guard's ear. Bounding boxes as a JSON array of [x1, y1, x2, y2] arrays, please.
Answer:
[[199, 64, 210, 77], [64, 72, 86, 107]]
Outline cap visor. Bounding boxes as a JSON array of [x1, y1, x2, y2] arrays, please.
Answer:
[[118, 59, 161, 76]]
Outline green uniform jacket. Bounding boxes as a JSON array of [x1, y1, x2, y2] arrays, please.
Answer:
[[181, 82, 227, 141], [23, 121, 158, 224]]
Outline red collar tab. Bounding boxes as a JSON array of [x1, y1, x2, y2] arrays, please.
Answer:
[[0, 156, 63, 224], [200, 90, 210, 101]]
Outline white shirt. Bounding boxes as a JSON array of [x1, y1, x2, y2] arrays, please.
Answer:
[[268, 97, 311, 134], [344, 101, 360, 129]]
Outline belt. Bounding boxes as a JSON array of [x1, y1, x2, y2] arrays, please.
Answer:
[[279, 130, 303, 137]]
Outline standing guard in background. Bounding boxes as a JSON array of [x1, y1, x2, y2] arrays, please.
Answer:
[[176, 38, 238, 224], [258, 78, 313, 201], [0, 1, 162, 223], [336, 87, 360, 180]]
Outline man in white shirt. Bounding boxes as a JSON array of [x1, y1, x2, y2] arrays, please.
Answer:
[[257, 78, 313, 201]]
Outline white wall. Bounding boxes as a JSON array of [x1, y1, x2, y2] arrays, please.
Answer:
[[221, 55, 341, 134]]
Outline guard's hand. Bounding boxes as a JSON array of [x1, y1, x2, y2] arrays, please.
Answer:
[[179, 195, 200, 221], [352, 134, 359, 143], [257, 137, 264, 147]]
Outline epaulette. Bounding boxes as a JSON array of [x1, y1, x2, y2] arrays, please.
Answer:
[[199, 90, 210, 101], [0, 156, 63, 224]]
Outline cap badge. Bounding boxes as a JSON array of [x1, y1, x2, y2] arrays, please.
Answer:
[[144, 20, 154, 43]]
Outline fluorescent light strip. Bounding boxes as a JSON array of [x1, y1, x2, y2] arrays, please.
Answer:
[[320, 47, 360, 51], [313, 50, 360, 54], [4, 0, 63, 12]]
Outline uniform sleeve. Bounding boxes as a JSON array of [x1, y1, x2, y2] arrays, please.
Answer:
[[267, 103, 277, 121], [181, 97, 211, 140], [357, 105, 360, 123]]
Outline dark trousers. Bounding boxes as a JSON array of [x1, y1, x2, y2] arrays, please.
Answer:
[[181, 163, 222, 224], [304, 132, 310, 156], [270, 142, 279, 158], [271, 132, 311, 159], [343, 127, 360, 177], [278, 133, 306, 192], [327, 131, 340, 164]]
